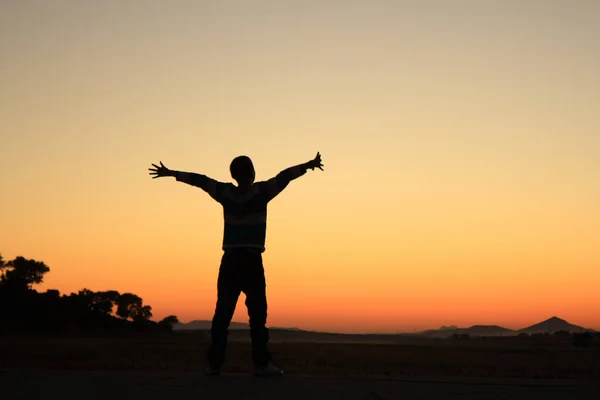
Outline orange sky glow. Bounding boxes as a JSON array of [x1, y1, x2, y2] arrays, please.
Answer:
[[1, 1, 599, 333]]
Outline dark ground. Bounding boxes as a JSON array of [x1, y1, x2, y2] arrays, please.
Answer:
[[1, 333, 599, 399], [2, 369, 599, 400], [2, 333, 599, 379]]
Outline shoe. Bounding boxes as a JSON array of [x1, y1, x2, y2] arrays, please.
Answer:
[[204, 366, 221, 376], [254, 362, 284, 377]]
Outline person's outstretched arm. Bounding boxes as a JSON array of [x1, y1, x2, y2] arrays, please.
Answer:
[[263, 152, 324, 202], [149, 161, 224, 203]]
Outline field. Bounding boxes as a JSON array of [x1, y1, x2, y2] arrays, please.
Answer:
[[2, 330, 600, 380]]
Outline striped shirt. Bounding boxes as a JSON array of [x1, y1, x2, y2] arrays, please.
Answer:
[[175, 165, 308, 252]]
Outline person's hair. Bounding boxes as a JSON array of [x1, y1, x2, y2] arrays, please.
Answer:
[[230, 155, 254, 183]]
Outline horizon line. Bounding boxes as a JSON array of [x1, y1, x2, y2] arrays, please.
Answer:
[[175, 315, 599, 334]]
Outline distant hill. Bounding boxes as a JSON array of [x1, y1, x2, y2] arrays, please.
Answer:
[[419, 325, 516, 338], [174, 320, 301, 331], [415, 317, 595, 338], [519, 316, 591, 334], [174, 316, 594, 338], [464, 325, 516, 336], [174, 320, 248, 330]]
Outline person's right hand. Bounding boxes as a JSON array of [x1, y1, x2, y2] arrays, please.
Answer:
[[309, 152, 324, 171], [148, 161, 173, 179]]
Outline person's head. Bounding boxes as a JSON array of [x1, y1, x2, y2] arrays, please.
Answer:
[[230, 155, 255, 186]]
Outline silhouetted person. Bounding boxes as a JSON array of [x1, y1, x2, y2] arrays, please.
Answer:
[[148, 152, 324, 376]]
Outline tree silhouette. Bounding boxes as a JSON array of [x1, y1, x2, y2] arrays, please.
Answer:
[[132, 305, 153, 322], [160, 315, 179, 326], [45, 289, 61, 299], [116, 293, 141, 319], [158, 315, 179, 331], [0, 253, 5, 280], [2, 256, 50, 289], [115, 293, 152, 321], [0, 251, 177, 335], [91, 290, 120, 315], [78, 288, 95, 300]]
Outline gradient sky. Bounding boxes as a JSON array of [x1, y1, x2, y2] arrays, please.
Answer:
[[1, 0, 599, 333]]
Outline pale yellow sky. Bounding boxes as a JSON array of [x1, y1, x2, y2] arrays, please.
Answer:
[[1, 0, 599, 332]]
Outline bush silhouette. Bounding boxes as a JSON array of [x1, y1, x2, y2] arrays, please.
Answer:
[[572, 332, 594, 348]]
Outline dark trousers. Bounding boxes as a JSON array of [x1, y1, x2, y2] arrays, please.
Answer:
[[206, 249, 271, 368]]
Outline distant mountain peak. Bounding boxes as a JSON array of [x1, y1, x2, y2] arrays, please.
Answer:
[[520, 316, 587, 334]]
